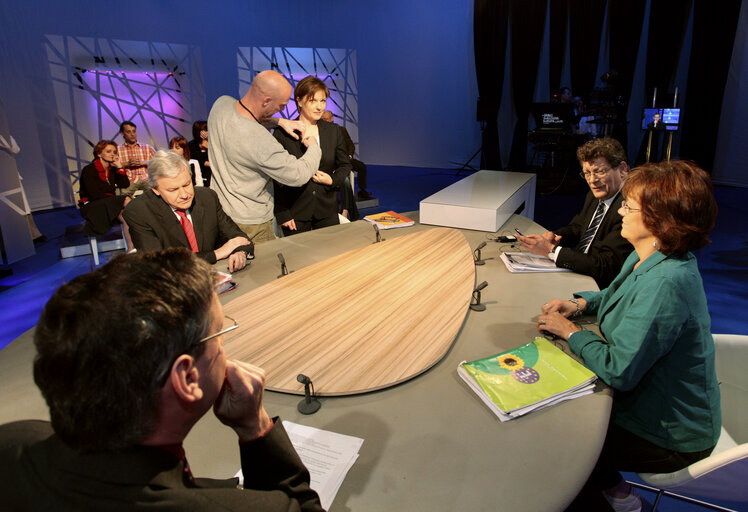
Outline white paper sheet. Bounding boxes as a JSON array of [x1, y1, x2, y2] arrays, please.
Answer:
[[235, 421, 363, 510]]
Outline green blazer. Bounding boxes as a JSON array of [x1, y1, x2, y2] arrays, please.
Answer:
[[569, 250, 721, 453]]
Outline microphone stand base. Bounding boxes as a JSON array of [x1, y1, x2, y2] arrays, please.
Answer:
[[297, 398, 321, 415], [469, 303, 487, 312]]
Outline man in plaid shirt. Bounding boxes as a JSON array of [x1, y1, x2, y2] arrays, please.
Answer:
[[118, 121, 155, 195]]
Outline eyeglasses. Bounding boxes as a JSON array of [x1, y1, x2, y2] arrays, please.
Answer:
[[200, 314, 238, 344], [579, 168, 611, 180], [620, 201, 641, 215], [156, 315, 238, 386]]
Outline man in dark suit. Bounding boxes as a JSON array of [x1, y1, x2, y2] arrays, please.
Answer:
[[124, 150, 253, 272], [0, 248, 324, 511], [647, 112, 666, 131], [517, 137, 633, 288]]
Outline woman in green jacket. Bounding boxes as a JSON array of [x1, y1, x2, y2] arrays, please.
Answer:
[[538, 161, 720, 511]]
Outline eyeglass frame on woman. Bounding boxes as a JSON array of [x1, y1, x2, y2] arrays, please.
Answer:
[[620, 200, 641, 215], [579, 167, 611, 180]]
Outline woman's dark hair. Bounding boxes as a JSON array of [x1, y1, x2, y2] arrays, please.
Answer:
[[191, 120, 207, 141], [294, 76, 329, 106], [622, 161, 717, 255], [33, 248, 215, 453]]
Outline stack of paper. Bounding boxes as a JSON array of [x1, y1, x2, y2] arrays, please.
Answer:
[[499, 251, 571, 273], [282, 421, 363, 509], [237, 422, 363, 510], [363, 211, 415, 229], [458, 337, 597, 421]]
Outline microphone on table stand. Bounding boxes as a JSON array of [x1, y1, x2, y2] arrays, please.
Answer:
[[297, 374, 321, 414], [372, 224, 385, 243], [277, 252, 293, 278], [470, 281, 489, 311], [473, 242, 487, 266]]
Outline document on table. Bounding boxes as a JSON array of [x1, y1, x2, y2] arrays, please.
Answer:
[[500, 251, 571, 273], [235, 421, 364, 510]]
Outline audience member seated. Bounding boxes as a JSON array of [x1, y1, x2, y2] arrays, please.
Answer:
[[273, 77, 352, 236], [517, 137, 633, 288], [188, 120, 212, 187], [78, 139, 133, 250], [0, 248, 324, 511], [170, 135, 204, 186], [321, 110, 372, 201], [123, 150, 252, 272], [118, 121, 155, 195], [537, 161, 720, 512]]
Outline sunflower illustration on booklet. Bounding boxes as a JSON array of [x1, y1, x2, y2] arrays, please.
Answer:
[[457, 337, 597, 421], [363, 211, 415, 229]]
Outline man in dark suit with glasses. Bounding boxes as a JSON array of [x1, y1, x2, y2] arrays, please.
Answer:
[[517, 137, 633, 288]]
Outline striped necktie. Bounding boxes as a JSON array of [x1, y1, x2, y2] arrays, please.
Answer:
[[578, 201, 606, 254], [175, 209, 199, 252]]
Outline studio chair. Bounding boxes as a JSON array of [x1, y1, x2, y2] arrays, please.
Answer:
[[83, 220, 128, 266], [628, 334, 748, 511]]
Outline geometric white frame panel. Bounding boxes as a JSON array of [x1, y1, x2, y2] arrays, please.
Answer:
[[45, 35, 206, 194], [237, 47, 359, 156]]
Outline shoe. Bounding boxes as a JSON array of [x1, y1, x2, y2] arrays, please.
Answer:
[[603, 487, 642, 512], [357, 190, 373, 200], [33, 235, 48, 243]]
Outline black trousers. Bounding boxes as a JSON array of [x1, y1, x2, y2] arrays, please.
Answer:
[[566, 421, 715, 511], [280, 214, 339, 237]]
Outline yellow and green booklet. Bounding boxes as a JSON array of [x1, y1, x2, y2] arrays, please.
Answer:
[[458, 337, 597, 421], [363, 211, 415, 229]]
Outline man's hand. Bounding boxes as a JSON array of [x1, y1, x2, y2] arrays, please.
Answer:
[[301, 135, 318, 148], [227, 251, 247, 272], [517, 231, 560, 257], [311, 171, 332, 186], [214, 361, 273, 442], [214, 236, 250, 261], [277, 118, 306, 140], [282, 219, 297, 231]]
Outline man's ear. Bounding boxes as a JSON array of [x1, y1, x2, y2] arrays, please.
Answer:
[[618, 161, 629, 176], [169, 354, 203, 402]]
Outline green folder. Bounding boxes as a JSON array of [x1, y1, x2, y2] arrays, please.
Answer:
[[458, 337, 597, 421]]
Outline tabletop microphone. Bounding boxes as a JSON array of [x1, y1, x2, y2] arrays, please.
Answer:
[[473, 241, 487, 266], [277, 252, 293, 278], [297, 374, 321, 414], [470, 281, 489, 311], [372, 224, 385, 243]]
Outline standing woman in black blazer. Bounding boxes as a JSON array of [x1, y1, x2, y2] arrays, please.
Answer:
[[273, 76, 352, 236]]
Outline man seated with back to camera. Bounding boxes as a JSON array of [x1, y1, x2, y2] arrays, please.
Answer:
[[0, 248, 324, 511], [517, 137, 633, 289], [124, 150, 252, 272]]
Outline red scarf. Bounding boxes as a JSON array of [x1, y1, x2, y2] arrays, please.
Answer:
[[94, 158, 110, 184]]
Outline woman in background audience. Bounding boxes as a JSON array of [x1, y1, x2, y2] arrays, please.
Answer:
[[188, 120, 211, 187], [537, 161, 720, 512], [169, 136, 203, 186], [78, 140, 133, 250], [272, 76, 352, 236]]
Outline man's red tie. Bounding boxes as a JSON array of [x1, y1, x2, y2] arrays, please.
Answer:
[[175, 210, 199, 252]]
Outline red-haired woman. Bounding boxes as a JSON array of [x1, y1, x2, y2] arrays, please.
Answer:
[[169, 136, 203, 187], [78, 140, 133, 250], [272, 75, 352, 236], [537, 161, 721, 510]]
